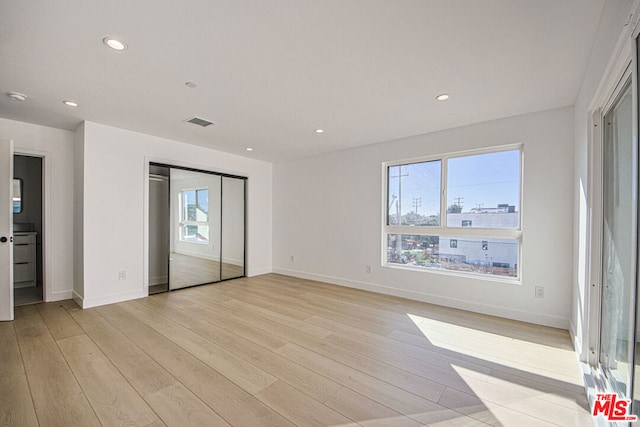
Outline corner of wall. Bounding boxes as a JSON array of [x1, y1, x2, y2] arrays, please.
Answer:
[[73, 123, 85, 299]]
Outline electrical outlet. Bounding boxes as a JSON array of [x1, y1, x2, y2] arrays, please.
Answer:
[[118, 270, 126, 281], [535, 286, 544, 298], [290, 255, 295, 262], [366, 265, 372, 273]]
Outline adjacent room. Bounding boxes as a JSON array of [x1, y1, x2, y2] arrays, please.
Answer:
[[1, 1, 639, 426]]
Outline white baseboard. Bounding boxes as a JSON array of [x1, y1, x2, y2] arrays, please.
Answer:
[[48, 289, 73, 302], [272, 267, 569, 329], [80, 289, 147, 309], [71, 290, 83, 308], [248, 266, 272, 277]]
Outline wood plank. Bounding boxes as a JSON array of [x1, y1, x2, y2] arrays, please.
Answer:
[[57, 334, 162, 427], [148, 292, 288, 351], [116, 301, 278, 394], [61, 302, 230, 426], [274, 343, 454, 418], [89, 303, 294, 427], [7, 274, 590, 427], [323, 386, 424, 427], [0, 322, 38, 427], [36, 302, 85, 341], [137, 295, 343, 402], [13, 305, 100, 427], [254, 380, 357, 427]]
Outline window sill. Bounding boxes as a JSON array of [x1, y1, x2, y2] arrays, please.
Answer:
[[382, 262, 522, 285]]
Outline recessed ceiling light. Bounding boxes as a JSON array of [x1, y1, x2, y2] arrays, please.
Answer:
[[63, 100, 78, 107], [314, 129, 324, 133], [245, 147, 253, 151], [185, 82, 197, 88], [103, 37, 127, 51], [7, 92, 27, 102], [436, 94, 450, 101]]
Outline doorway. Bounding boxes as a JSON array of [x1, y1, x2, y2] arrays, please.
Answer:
[[13, 154, 44, 305], [148, 163, 246, 295]]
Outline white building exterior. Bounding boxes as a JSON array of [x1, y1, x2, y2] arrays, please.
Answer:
[[440, 211, 519, 271]]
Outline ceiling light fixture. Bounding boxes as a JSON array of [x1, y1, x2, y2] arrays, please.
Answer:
[[314, 129, 324, 133], [435, 94, 450, 101], [103, 37, 127, 51], [7, 92, 27, 102], [63, 100, 78, 107], [185, 82, 197, 88], [245, 147, 253, 151]]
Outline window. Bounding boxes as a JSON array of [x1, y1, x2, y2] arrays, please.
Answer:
[[180, 189, 209, 243], [388, 160, 441, 225], [384, 147, 522, 279]]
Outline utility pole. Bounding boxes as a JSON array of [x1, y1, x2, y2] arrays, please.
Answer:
[[454, 197, 464, 212], [390, 166, 409, 258], [412, 197, 422, 214], [389, 166, 409, 224]]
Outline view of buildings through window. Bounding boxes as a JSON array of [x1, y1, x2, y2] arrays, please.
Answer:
[[181, 189, 210, 243], [386, 149, 521, 278]]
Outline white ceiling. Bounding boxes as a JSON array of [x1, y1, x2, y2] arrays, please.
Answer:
[[0, 0, 605, 162]]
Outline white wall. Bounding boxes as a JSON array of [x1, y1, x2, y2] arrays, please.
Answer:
[[571, 0, 635, 357], [73, 123, 85, 300], [273, 107, 574, 328], [76, 121, 272, 308], [0, 118, 75, 302]]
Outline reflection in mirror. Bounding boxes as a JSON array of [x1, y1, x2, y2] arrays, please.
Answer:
[[12, 178, 22, 214], [221, 177, 245, 280], [169, 169, 222, 290]]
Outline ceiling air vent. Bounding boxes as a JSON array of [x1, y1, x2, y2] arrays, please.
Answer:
[[184, 116, 215, 127]]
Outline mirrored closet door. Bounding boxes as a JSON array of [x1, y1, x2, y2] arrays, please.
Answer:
[[148, 163, 246, 294], [221, 176, 245, 281]]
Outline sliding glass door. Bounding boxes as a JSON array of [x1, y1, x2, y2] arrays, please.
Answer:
[[148, 163, 246, 293], [599, 77, 636, 399]]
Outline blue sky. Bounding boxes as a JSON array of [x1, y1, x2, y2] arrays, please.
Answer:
[[389, 150, 520, 217]]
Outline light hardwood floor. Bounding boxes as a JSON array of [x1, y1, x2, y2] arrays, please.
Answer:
[[1, 274, 591, 426]]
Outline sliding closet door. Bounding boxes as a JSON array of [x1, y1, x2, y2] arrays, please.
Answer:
[[169, 169, 222, 290], [221, 177, 245, 280]]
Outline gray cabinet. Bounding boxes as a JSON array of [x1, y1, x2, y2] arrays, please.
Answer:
[[14, 232, 36, 288]]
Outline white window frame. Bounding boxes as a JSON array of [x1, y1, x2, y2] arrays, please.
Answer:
[[382, 144, 523, 282], [179, 187, 210, 244]]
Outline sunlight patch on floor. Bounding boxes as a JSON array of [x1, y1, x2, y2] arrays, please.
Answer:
[[407, 313, 583, 386]]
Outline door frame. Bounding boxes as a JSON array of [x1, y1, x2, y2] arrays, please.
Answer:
[[0, 139, 14, 321], [13, 150, 48, 303], [584, 15, 640, 409], [594, 70, 637, 398], [143, 157, 248, 295]]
